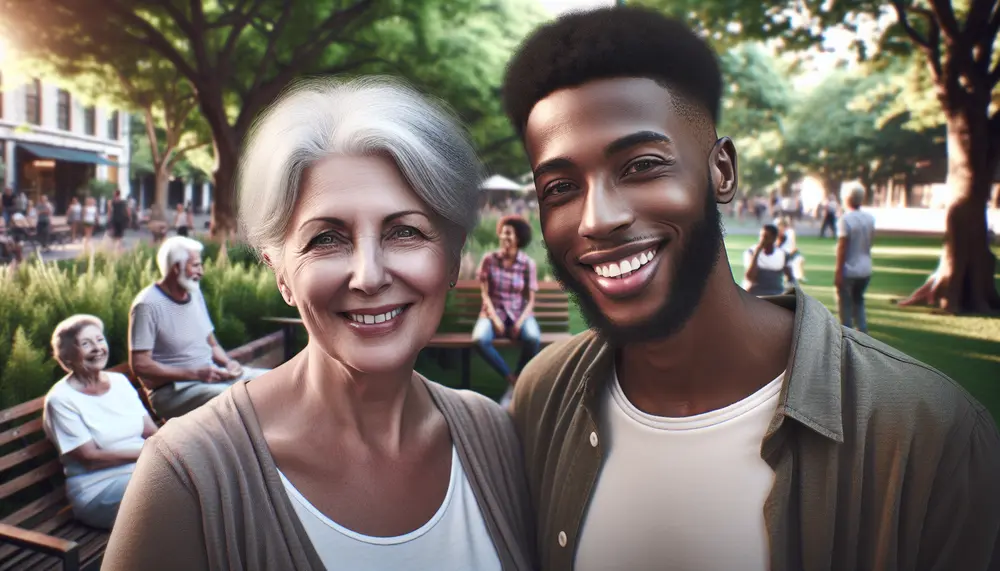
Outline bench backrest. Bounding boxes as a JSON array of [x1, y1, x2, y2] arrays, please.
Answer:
[[443, 279, 570, 333], [0, 397, 65, 527]]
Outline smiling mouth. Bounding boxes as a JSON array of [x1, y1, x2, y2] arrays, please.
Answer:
[[588, 245, 660, 279], [342, 305, 409, 325]]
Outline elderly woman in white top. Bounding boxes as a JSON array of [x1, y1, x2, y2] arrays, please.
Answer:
[[104, 77, 534, 570], [43, 315, 157, 529]]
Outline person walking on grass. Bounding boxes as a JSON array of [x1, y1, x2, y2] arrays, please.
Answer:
[[834, 184, 876, 333], [501, 7, 1000, 570]]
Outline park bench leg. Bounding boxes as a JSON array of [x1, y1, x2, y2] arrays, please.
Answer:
[[460, 348, 471, 391]]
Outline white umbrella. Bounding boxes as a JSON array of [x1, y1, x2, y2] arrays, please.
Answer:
[[480, 175, 524, 192]]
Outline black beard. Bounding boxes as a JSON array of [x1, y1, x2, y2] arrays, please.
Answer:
[[547, 181, 724, 345]]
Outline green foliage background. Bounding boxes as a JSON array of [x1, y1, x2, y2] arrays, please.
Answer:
[[0, 244, 295, 410]]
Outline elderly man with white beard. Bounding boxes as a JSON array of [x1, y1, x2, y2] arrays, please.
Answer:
[[129, 236, 267, 419]]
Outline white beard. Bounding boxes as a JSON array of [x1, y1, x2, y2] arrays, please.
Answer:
[[178, 274, 200, 293]]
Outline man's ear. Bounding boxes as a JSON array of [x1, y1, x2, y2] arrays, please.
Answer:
[[710, 137, 739, 205]]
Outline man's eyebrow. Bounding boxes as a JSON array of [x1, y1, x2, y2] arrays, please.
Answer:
[[533, 158, 575, 182], [604, 131, 672, 157]]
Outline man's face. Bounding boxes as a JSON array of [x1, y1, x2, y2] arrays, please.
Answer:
[[759, 228, 776, 248], [524, 77, 730, 343], [177, 251, 203, 292]]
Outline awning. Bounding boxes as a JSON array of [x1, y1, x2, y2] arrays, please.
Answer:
[[18, 142, 118, 167]]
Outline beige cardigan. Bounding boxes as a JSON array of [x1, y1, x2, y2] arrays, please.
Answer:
[[102, 379, 536, 570]]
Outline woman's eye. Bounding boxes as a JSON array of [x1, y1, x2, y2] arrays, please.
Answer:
[[309, 233, 336, 247], [393, 226, 419, 239]]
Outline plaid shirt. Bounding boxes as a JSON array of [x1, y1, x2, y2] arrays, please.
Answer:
[[478, 250, 538, 324]]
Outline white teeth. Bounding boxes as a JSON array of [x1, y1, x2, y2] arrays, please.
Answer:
[[592, 248, 658, 279], [347, 307, 404, 324]]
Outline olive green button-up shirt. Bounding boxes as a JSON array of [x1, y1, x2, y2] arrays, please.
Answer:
[[511, 289, 1000, 571]]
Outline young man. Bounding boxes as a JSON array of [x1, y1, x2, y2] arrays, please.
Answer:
[[502, 7, 1000, 571]]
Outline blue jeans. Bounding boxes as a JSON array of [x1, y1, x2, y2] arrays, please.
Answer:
[[838, 276, 871, 333], [472, 316, 541, 379]]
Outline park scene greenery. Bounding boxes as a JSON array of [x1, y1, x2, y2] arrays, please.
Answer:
[[0, 0, 996, 413]]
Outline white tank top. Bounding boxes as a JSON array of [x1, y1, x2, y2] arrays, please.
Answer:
[[279, 446, 502, 571], [83, 205, 97, 224]]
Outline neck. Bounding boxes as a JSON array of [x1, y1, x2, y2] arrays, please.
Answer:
[[72, 369, 102, 387], [501, 247, 518, 259], [294, 343, 425, 452], [158, 278, 190, 302], [616, 261, 794, 416]]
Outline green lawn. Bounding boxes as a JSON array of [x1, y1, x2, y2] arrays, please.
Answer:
[[418, 235, 1000, 420]]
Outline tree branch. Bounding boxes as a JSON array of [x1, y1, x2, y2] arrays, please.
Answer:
[[105, 2, 199, 82], [218, 0, 270, 73], [891, 2, 943, 82], [927, 0, 961, 39], [242, 2, 294, 98]]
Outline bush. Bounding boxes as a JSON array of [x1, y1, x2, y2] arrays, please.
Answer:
[[0, 246, 293, 410]]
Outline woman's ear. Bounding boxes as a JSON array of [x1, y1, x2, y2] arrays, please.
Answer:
[[276, 274, 296, 307]]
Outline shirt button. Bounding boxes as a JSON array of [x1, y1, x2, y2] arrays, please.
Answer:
[[589, 431, 599, 447], [558, 531, 567, 547]]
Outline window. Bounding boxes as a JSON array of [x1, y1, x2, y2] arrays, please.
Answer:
[[84, 106, 96, 135], [57, 89, 71, 130], [107, 110, 119, 140], [25, 79, 41, 125]]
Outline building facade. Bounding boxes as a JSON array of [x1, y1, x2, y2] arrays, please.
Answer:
[[0, 72, 130, 215]]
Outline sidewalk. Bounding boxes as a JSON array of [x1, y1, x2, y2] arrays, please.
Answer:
[[28, 214, 212, 263]]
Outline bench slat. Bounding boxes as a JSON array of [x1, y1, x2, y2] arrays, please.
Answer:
[[1, 488, 66, 527], [0, 439, 54, 473], [0, 417, 44, 448], [0, 398, 43, 425], [0, 460, 61, 501]]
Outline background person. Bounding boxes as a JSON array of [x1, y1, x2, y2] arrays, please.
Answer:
[[473, 214, 541, 407], [743, 223, 793, 296], [128, 236, 265, 420], [43, 314, 158, 529], [82, 196, 98, 253], [835, 184, 876, 333], [173, 202, 193, 236], [105, 77, 534, 571], [67, 196, 82, 242], [776, 216, 806, 282], [109, 189, 130, 252]]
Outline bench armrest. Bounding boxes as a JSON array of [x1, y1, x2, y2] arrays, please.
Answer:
[[0, 522, 80, 560]]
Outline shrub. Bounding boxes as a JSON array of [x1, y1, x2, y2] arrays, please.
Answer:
[[0, 245, 292, 410]]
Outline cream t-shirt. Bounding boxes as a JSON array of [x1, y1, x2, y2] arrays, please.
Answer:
[[575, 369, 783, 571]]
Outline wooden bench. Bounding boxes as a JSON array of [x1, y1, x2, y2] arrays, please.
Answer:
[[0, 330, 285, 570], [264, 280, 574, 390], [428, 279, 573, 388]]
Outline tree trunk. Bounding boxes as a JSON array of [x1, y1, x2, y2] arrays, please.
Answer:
[[154, 164, 170, 212], [210, 135, 240, 239], [931, 111, 1000, 313]]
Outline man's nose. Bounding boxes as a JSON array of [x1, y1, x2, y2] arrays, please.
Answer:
[[578, 178, 634, 239]]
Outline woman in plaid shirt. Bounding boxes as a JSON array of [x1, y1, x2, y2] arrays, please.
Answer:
[[474, 215, 541, 407]]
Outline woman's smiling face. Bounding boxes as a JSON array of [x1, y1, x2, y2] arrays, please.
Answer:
[[277, 154, 455, 374]]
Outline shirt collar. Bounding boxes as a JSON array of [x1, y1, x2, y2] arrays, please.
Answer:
[[578, 287, 845, 443]]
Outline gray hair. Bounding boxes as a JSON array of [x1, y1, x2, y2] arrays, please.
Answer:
[[51, 314, 104, 373], [842, 184, 865, 208], [237, 76, 484, 265], [156, 236, 204, 278]]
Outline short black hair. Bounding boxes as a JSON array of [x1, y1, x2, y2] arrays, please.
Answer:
[[502, 6, 723, 138], [497, 214, 533, 248], [762, 224, 779, 237]]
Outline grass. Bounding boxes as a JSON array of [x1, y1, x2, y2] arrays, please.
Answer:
[[419, 233, 1000, 421]]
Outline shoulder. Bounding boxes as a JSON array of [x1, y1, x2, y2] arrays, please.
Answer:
[[842, 331, 994, 443], [514, 329, 602, 415], [148, 388, 254, 477], [44, 378, 75, 406], [131, 285, 159, 308], [426, 380, 514, 437]]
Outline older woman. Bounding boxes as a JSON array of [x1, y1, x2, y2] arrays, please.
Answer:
[[42, 315, 157, 529], [473, 215, 541, 407], [104, 77, 534, 570]]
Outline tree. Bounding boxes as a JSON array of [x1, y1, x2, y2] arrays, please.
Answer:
[[0, 0, 543, 235], [640, 0, 1000, 313], [718, 44, 793, 195]]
